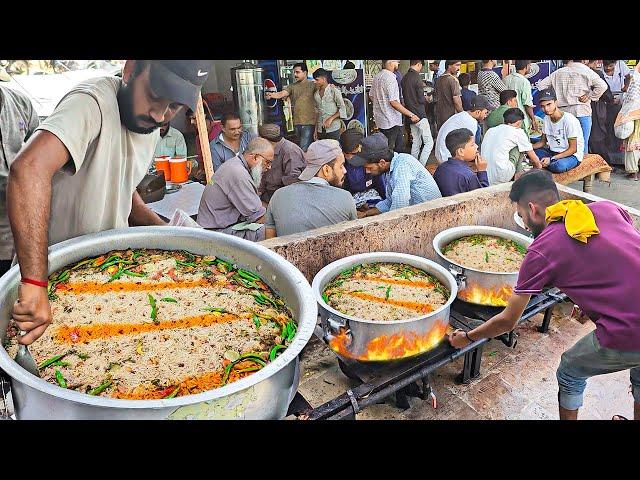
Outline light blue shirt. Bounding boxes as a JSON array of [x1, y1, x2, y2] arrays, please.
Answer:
[[153, 126, 187, 158], [375, 152, 442, 213], [210, 130, 256, 171]]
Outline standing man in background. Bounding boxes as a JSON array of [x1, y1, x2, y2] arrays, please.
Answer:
[[402, 60, 434, 165]]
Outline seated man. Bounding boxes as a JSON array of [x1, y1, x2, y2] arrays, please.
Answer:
[[433, 128, 489, 196], [264, 140, 357, 238], [435, 96, 491, 164], [532, 88, 584, 173], [486, 89, 520, 129], [349, 132, 442, 218], [210, 111, 256, 171], [339, 128, 386, 209], [481, 108, 543, 185], [197, 138, 273, 241], [154, 121, 187, 158], [257, 123, 306, 204]]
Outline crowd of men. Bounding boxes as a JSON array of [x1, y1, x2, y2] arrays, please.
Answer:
[[1, 59, 640, 421]]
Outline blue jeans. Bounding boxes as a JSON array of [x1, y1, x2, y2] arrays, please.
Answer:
[[534, 147, 579, 173], [556, 331, 640, 410], [577, 115, 591, 155], [295, 124, 315, 152]]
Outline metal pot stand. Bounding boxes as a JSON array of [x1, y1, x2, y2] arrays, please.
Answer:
[[287, 288, 566, 420]]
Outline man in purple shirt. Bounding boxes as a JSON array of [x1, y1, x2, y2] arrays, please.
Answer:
[[450, 169, 640, 420], [433, 128, 489, 197]]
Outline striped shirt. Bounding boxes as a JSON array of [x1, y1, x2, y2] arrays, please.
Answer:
[[477, 69, 507, 110], [538, 62, 608, 117], [375, 152, 442, 213]]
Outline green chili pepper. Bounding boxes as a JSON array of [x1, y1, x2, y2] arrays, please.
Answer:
[[252, 294, 269, 305], [166, 386, 180, 399], [52, 361, 70, 367], [233, 274, 258, 289], [322, 292, 330, 304], [286, 321, 297, 342], [55, 369, 67, 388], [148, 294, 158, 324], [204, 307, 226, 314], [253, 315, 261, 328], [88, 379, 112, 396], [385, 286, 392, 301], [176, 259, 198, 268], [57, 270, 70, 282], [269, 344, 286, 361], [181, 250, 196, 262], [485, 251, 489, 263], [237, 269, 260, 282], [38, 353, 68, 369], [107, 268, 126, 283], [132, 251, 143, 260], [99, 257, 129, 270], [160, 297, 178, 303], [71, 258, 95, 270], [221, 354, 266, 385], [123, 270, 147, 278], [76, 352, 89, 360]]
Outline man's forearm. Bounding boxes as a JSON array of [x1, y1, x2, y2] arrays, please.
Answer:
[[390, 100, 414, 118], [453, 96, 463, 112], [525, 106, 536, 124], [7, 162, 52, 280], [129, 192, 166, 226]]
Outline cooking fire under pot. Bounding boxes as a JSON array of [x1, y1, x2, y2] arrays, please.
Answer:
[[432, 226, 533, 307], [312, 252, 458, 363]]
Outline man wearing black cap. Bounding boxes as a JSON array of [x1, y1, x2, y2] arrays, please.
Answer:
[[350, 132, 441, 218], [7, 59, 211, 345]]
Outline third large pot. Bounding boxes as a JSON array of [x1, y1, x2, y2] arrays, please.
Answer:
[[432, 226, 533, 307], [312, 252, 458, 363]]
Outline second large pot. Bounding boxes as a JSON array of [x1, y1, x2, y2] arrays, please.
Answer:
[[312, 252, 458, 363], [432, 226, 533, 307]]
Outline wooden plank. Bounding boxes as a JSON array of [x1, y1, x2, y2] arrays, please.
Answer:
[[194, 95, 214, 184]]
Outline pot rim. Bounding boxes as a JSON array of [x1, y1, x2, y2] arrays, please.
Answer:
[[432, 225, 533, 276], [0, 226, 317, 409], [311, 252, 458, 325]]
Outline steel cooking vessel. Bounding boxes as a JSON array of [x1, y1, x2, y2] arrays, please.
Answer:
[[312, 252, 457, 363], [0, 227, 317, 420], [432, 226, 533, 307]]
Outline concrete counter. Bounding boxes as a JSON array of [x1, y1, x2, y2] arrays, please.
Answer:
[[260, 183, 640, 283]]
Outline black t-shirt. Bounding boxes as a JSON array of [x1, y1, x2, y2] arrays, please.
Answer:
[[400, 69, 427, 120]]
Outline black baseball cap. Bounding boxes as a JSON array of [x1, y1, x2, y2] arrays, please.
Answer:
[[538, 87, 557, 102], [348, 132, 391, 167], [468, 95, 491, 111], [148, 60, 212, 111]]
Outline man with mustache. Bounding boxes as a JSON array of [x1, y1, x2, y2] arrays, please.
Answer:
[[8, 59, 211, 345], [450, 169, 640, 420], [197, 137, 274, 241]]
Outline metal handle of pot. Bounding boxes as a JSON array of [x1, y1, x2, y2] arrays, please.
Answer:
[[448, 264, 467, 289], [323, 316, 352, 345]]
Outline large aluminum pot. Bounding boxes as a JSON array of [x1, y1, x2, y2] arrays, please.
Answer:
[[432, 226, 533, 307], [312, 252, 457, 363], [0, 227, 317, 420]]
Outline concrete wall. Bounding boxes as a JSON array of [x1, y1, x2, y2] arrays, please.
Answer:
[[260, 183, 640, 283]]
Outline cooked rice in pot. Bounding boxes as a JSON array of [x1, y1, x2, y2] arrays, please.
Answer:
[[442, 234, 526, 273], [322, 262, 450, 321], [3, 249, 296, 400]]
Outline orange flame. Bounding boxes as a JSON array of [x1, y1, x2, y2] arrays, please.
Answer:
[[458, 284, 513, 306], [329, 319, 448, 361]]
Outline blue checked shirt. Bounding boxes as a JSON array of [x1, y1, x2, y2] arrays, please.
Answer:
[[375, 152, 442, 213]]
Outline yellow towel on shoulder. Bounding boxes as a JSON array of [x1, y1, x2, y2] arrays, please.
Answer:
[[545, 200, 599, 243]]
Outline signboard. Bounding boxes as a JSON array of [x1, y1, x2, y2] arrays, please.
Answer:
[[493, 61, 551, 118], [328, 68, 367, 136]]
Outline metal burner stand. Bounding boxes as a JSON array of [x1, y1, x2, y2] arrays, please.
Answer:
[[288, 288, 566, 420]]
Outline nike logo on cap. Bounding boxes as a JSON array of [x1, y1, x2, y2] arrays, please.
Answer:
[[197, 70, 208, 77]]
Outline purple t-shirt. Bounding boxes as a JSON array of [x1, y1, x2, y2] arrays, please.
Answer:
[[515, 201, 640, 352]]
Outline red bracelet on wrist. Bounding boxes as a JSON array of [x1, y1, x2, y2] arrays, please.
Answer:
[[21, 278, 49, 288]]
